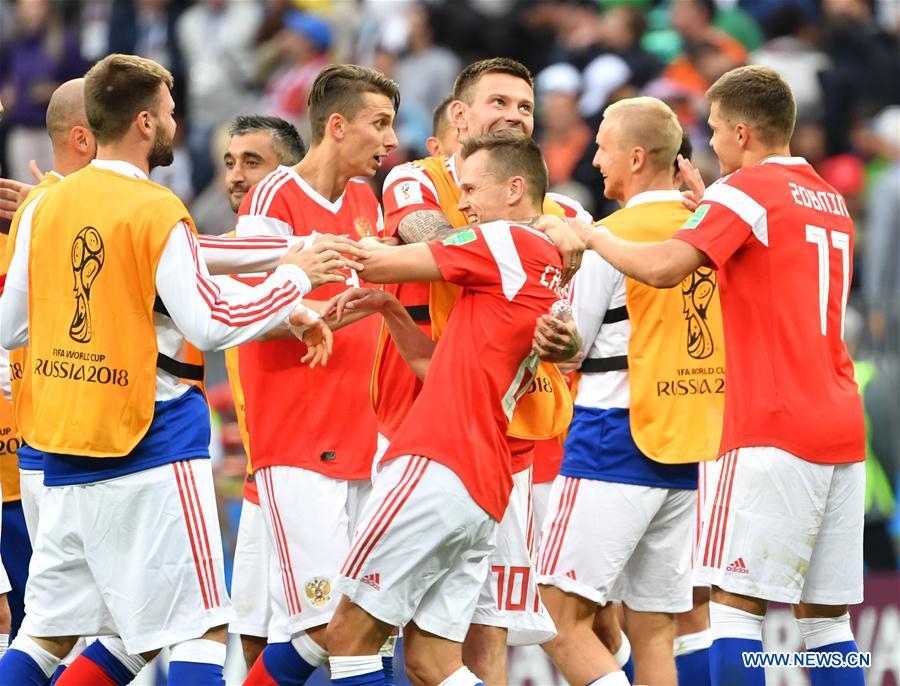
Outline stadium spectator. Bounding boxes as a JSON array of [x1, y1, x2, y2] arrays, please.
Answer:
[[176, 0, 263, 195], [259, 11, 332, 131], [664, 0, 747, 96], [0, 0, 86, 182]]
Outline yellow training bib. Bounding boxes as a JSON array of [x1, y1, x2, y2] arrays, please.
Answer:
[[18, 166, 193, 457], [602, 199, 725, 463]]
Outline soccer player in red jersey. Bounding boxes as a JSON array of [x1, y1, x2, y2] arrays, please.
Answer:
[[561, 65, 866, 686], [236, 65, 400, 686], [324, 131, 566, 686], [378, 59, 585, 684]]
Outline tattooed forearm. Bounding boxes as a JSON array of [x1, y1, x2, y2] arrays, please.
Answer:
[[397, 210, 463, 244]]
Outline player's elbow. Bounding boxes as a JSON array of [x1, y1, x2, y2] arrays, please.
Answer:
[[646, 264, 685, 289]]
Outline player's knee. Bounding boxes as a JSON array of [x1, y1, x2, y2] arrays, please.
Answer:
[[793, 602, 848, 619], [199, 624, 228, 644], [0, 594, 11, 633], [404, 651, 452, 686]]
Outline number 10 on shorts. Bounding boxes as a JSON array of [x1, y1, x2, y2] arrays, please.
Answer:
[[492, 565, 532, 612]]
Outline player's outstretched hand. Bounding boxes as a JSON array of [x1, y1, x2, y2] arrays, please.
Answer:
[[0, 176, 33, 220], [678, 154, 706, 211], [287, 308, 334, 368], [533, 215, 585, 286], [533, 314, 583, 363], [321, 287, 395, 322], [280, 242, 360, 289]]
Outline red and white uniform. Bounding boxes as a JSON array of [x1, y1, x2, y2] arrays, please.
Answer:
[[379, 161, 584, 641], [675, 156, 865, 604], [235, 165, 382, 635], [336, 222, 562, 641]]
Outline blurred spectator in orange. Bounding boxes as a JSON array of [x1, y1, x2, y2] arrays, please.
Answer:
[[0, 0, 85, 182], [536, 63, 591, 188], [663, 0, 746, 96]]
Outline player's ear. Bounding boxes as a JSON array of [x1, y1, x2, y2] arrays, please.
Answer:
[[735, 122, 749, 149], [449, 100, 467, 131], [508, 176, 526, 205], [137, 109, 153, 140], [71, 126, 91, 154], [328, 113, 346, 141], [631, 146, 645, 172]]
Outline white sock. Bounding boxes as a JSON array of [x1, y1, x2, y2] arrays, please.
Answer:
[[588, 671, 631, 686], [98, 636, 146, 675], [291, 632, 328, 667], [709, 601, 764, 641], [438, 666, 483, 686], [797, 613, 855, 650], [674, 628, 713, 656], [169, 639, 226, 666], [613, 630, 631, 667], [9, 635, 60, 678], [0, 633, 8, 658], [329, 655, 383, 679]]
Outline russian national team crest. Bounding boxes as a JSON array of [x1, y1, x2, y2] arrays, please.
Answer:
[[69, 226, 105, 343], [305, 577, 332, 607]]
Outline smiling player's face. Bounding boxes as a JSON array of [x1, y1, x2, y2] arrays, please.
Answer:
[[457, 149, 514, 224], [461, 73, 535, 138]]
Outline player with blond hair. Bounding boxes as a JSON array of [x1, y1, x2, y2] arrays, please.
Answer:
[[564, 65, 866, 686]]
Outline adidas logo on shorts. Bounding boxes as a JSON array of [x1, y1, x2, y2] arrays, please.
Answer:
[[726, 557, 750, 574], [361, 573, 381, 591]]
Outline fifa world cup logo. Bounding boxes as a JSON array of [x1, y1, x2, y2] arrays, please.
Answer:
[[681, 266, 716, 360], [69, 226, 105, 343]]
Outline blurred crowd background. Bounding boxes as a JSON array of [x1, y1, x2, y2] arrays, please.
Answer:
[[1, 0, 898, 585]]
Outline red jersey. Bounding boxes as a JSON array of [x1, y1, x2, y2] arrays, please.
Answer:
[[380, 160, 589, 475], [674, 157, 864, 464], [377, 161, 443, 440], [236, 165, 382, 479], [384, 221, 563, 521]]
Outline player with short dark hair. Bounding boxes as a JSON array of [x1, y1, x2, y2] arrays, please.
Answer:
[[322, 130, 567, 686], [237, 64, 400, 686]]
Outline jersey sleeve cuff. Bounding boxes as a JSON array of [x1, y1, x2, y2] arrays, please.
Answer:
[[275, 263, 312, 296]]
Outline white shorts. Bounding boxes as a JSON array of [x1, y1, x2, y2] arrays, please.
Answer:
[[229, 499, 280, 638], [537, 476, 695, 613], [21, 459, 233, 654], [692, 459, 722, 572], [695, 447, 864, 605], [471, 467, 556, 646], [532, 481, 554, 543], [0, 481, 9, 595], [19, 468, 43, 545], [255, 465, 371, 639], [335, 455, 497, 642]]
